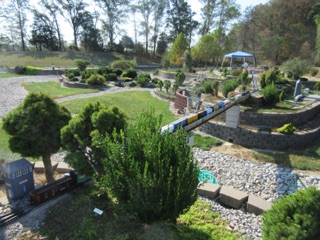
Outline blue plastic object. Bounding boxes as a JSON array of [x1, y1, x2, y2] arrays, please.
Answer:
[[198, 170, 219, 184]]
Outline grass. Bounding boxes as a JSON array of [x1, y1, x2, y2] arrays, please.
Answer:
[[252, 138, 320, 171], [21, 82, 99, 99], [61, 91, 176, 125], [18, 187, 238, 240], [0, 73, 22, 78], [0, 51, 160, 68], [192, 134, 222, 150]]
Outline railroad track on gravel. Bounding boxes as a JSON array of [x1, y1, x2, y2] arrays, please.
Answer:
[[0, 205, 35, 227]]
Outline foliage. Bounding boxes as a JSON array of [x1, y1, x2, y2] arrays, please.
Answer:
[[157, 80, 164, 91], [183, 50, 193, 72], [314, 81, 320, 91], [164, 80, 171, 93], [81, 69, 96, 80], [136, 73, 151, 87], [281, 57, 311, 79], [112, 68, 123, 76], [129, 81, 137, 87], [169, 33, 189, 66], [105, 73, 118, 81], [24, 66, 43, 75], [111, 59, 137, 70], [97, 109, 199, 223], [265, 70, 278, 85], [86, 74, 105, 85], [310, 68, 319, 76], [2, 93, 71, 182], [97, 66, 112, 75], [262, 83, 280, 106], [201, 81, 214, 94], [237, 69, 250, 86], [230, 69, 242, 76], [192, 134, 222, 150], [61, 101, 127, 177], [153, 69, 159, 75], [172, 82, 179, 93], [262, 187, 320, 240], [75, 59, 90, 72], [276, 123, 296, 134], [65, 69, 80, 78], [174, 70, 186, 86], [161, 53, 171, 69], [121, 68, 137, 79], [222, 80, 238, 97]]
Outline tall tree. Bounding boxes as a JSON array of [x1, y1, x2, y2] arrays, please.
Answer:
[[135, 0, 155, 55], [56, 0, 89, 49], [151, 0, 168, 55], [79, 13, 103, 51], [95, 0, 130, 51], [120, 35, 134, 52], [169, 33, 189, 66], [166, 0, 198, 43], [156, 32, 169, 55], [1, 0, 30, 51], [199, 0, 218, 36], [2, 93, 71, 183], [34, 0, 63, 51]]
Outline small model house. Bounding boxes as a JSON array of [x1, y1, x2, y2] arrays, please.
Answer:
[[2, 158, 35, 202]]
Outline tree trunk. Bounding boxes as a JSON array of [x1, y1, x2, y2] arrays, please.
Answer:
[[42, 154, 55, 183]]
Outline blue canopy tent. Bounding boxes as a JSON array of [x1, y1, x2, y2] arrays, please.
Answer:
[[221, 51, 255, 68]]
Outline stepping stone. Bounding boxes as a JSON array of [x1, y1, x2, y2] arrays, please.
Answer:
[[247, 193, 272, 215], [220, 186, 248, 209], [197, 183, 220, 199]]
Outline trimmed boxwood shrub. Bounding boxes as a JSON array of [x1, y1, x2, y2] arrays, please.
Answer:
[[97, 67, 112, 75], [136, 73, 151, 87], [230, 69, 242, 76], [222, 80, 238, 97], [105, 73, 118, 81], [86, 74, 105, 85], [262, 187, 320, 239], [174, 70, 186, 86], [81, 69, 96, 80], [65, 69, 80, 78], [121, 68, 137, 79], [262, 83, 279, 106]]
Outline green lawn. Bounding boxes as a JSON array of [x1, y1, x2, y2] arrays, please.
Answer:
[[19, 187, 238, 240], [61, 90, 176, 125], [21, 82, 99, 99], [0, 73, 22, 78]]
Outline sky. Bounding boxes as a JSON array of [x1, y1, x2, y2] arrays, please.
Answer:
[[28, 0, 270, 44]]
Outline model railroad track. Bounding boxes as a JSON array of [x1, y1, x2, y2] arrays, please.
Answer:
[[0, 205, 35, 227]]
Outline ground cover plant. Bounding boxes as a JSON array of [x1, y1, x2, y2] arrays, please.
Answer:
[[18, 187, 238, 240], [192, 133, 222, 150], [21, 82, 99, 98], [0, 73, 22, 78]]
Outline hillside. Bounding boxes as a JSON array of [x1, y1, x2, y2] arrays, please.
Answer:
[[0, 51, 161, 68]]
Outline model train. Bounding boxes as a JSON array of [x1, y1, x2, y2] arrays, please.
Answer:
[[29, 171, 90, 205], [161, 91, 250, 134]]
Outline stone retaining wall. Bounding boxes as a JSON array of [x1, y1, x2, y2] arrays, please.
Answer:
[[199, 121, 320, 150], [61, 79, 100, 89], [240, 102, 320, 127], [158, 70, 197, 80]]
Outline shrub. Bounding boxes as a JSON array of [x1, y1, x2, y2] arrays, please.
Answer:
[[24, 66, 43, 75], [230, 69, 242, 76], [121, 68, 137, 79], [65, 69, 80, 78], [265, 70, 277, 85], [68, 73, 75, 79], [151, 78, 160, 85], [300, 77, 308, 81], [97, 67, 112, 75], [75, 59, 90, 72], [222, 80, 238, 97], [262, 83, 279, 106], [14, 65, 25, 74], [201, 81, 214, 94], [161, 53, 171, 69], [314, 82, 320, 91], [237, 69, 249, 86], [310, 68, 318, 77], [86, 74, 105, 85], [136, 73, 151, 87], [81, 69, 96, 80], [113, 68, 123, 76], [276, 123, 296, 134], [129, 81, 137, 87], [281, 57, 311, 79], [174, 70, 186, 86], [262, 187, 320, 239], [111, 60, 136, 70], [146, 82, 156, 88], [153, 69, 159, 75], [105, 73, 118, 81], [97, 109, 199, 223], [157, 80, 164, 91]]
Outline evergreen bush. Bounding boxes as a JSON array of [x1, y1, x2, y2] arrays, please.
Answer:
[[174, 70, 186, 86], [113, 68, 123, 76], [97, 109, 199, 223], [314, 81, 320, 91], [136, 73, 151, 87], [262, 187, 320, 239], [310, 68, 318, 77], [105, 73, 118, 81], [121, 68, 137, 79], [201, 81, 214, 94], [111, 60, 136, 70], [230, 69, 242, 76], [86, 74, 105, 85], [265, 70, 277, 85], [262, 83, 279, 106], [75, 59, 90, 72], [281, 57, 311, 80], [97, 67, 112, 75], [222, 80, 238, 97]]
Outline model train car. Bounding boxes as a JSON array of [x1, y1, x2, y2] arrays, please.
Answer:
[[29, 171, 90, 204], [161, 91, 249, 134]]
